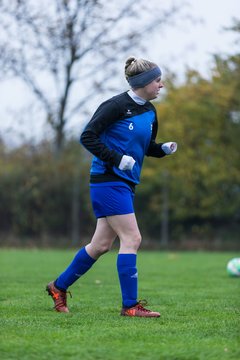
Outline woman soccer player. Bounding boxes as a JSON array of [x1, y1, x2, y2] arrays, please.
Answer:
[[46, 56, 177, 317]]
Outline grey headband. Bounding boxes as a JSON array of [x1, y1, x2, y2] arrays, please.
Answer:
[[127, 66, 162, 88]]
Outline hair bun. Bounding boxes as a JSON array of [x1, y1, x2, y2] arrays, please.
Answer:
[[124, 56, 158, 80], [125, 56, 137, 68]]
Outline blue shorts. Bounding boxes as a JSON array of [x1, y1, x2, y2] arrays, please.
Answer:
[[90, 182, 135, 218]]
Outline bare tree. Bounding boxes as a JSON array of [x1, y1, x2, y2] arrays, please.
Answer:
[[0, 0, 184, 153], [0, 0, 186, 244]]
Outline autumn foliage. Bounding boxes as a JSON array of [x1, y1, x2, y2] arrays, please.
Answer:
[[0, 53, 239, 247]]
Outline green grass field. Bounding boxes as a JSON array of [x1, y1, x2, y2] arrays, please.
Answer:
[[0, 249, 239, 360]]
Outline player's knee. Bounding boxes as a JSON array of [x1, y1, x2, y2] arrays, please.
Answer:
[[123, 232, 142, 252], [133, 232, 142, 250]]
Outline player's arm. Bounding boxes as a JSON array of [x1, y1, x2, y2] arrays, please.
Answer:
[[146, 116, 177, 157], [146, 118, 166, 157], [80, 100, 135, 170], [80, 100, 122, 167]]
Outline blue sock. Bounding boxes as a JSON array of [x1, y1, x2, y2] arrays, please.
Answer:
[[117, 254, 138, 308], [55, 247, 96, 291]]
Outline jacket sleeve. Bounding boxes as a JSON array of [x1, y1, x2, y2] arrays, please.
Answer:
[[146, 115, 166, 158], [80, 99, 123, 167]]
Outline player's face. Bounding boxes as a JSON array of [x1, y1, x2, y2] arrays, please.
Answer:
[[143, 77, 164, 100]]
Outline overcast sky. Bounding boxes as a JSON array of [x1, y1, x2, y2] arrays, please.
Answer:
[[147, 0, 239, 78], [0, 0, 239, 146]]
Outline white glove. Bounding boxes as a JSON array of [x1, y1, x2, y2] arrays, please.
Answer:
[[161, 142, 178, 155], [118, 155, 136, 171]]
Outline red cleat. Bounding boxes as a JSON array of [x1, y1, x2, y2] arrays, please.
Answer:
[[46, 281, 71, 313], [121, 300, 160, 318]]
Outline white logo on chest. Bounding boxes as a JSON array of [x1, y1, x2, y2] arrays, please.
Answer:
[[129, 122, 134, 130]]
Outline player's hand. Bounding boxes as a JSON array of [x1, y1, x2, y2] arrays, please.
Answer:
[[161, 142, 178, 155], [118, 155, 136, 171]]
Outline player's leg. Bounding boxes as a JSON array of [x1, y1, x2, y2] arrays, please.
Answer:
[[85, 217, 117, 259], [107, 213, 140, 308], [55, 218, 116, 289], [107, 213, 141, 254], [107, 213, 160, 317], [46, 218, 117, 312]]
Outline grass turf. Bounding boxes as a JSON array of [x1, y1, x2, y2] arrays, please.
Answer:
[[0, 249, 239, 360]]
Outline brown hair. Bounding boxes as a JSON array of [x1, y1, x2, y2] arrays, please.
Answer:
[[124, 56, 157, 79]]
